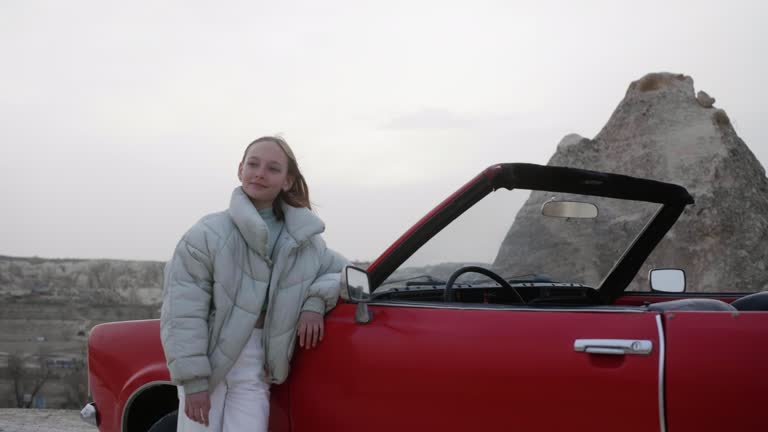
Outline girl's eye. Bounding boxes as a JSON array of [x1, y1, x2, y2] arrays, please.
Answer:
[[269, 167, 280, 173], [248, 162, 258, 168]]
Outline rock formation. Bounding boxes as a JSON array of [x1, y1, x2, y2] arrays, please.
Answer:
[[0, 255, 164, 305], [494, 73, 768, 293]]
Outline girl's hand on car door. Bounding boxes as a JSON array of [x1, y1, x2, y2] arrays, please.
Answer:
[[297, 311, 324, 349]]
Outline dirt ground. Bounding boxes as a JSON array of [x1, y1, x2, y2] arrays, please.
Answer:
[[0, 409, 91, 432]]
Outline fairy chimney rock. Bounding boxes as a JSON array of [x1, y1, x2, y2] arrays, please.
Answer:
[[494, 72, 768, 292]]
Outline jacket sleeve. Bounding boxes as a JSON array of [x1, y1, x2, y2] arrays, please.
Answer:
[[302, 238, 348, 315], [160, 223, 217, 394]]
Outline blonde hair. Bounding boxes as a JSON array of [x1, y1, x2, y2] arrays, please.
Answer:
[[241, 136, 311, 220]]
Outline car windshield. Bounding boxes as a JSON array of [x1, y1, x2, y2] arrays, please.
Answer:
[[379, 187, 661, 291]]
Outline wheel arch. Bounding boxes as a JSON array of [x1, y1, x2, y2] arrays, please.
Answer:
[[121, 381, 178, 432]]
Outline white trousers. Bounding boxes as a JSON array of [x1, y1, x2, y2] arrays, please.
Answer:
[[177, 329, 270, 432]]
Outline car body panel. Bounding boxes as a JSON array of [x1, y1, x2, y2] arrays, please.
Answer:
[[663, 311, 768, 432], [286, 302, 662, 432]]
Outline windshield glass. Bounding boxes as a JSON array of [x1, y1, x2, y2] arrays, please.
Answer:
[[379, 188, 661, 291]]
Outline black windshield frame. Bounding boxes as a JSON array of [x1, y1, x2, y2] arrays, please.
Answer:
[[367, 163, 694, 304]]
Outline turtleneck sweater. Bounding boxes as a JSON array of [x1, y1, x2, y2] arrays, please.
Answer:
[[257, 207, 283, 258], [257, 207, 284, 314]]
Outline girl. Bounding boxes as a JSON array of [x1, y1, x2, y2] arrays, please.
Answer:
[[160, 136, 347, 431]]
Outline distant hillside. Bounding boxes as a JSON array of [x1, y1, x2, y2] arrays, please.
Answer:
[[0, 256, 164, 306], [0, 255, 165, 408]]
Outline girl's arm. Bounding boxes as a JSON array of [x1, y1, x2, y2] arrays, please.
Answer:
[[160, 223, 217, 394], [301, 238, 349, 315]]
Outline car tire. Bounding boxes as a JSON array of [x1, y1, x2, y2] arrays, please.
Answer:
[[147, 411, 177, 432]]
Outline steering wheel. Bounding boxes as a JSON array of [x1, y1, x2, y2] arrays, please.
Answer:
[[444, 266, 526, 304]]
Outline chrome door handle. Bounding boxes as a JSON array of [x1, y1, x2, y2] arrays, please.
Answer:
[[574, 339, 653, 355]]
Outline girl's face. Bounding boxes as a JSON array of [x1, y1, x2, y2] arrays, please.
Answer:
[[238, 140, 293, 209]]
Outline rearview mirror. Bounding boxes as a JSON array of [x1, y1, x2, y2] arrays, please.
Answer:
[[649, 268, 686, 293], [541, 199, 598, 219]]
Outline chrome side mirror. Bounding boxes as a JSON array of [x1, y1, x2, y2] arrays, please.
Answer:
[[345, 266, 373, 324], [346, 266, 371, 302], [649, 268, 686, 293]]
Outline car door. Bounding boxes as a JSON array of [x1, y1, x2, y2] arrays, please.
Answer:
[[284, 301, 663, 432], [662, 311, 768, 432]]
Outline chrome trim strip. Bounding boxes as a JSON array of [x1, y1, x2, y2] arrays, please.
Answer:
[[574, 339, 653, 355], [120, 380, 175, 432], [366, 301, 647, 314], [656, 315, 667, 432]]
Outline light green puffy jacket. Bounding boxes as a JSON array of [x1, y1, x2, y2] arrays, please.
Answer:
[[160, 187, 347, 394]]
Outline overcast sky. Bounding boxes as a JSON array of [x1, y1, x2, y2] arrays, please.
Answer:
[[1, 0, 766, 263]]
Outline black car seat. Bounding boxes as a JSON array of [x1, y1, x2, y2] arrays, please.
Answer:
[[647, 298, 737, 312], [730, 292, 768, 311]]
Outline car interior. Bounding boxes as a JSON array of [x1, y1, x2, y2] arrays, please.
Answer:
[[370, 266, 768, 311]]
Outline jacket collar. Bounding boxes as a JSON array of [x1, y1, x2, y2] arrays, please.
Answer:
[[228, 187, 325, 256]]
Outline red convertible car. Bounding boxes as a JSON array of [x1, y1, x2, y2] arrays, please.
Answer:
[[81, 163, 768, 432]]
